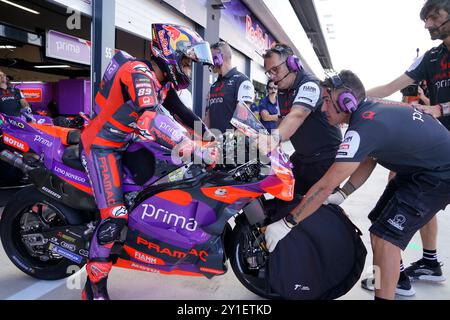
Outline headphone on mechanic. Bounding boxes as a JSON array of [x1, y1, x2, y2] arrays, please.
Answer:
[[327, 73, 358, 113], [271, 44, 303, 72], [211, 41, 226, 67]]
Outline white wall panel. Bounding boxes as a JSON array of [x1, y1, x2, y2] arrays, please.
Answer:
[[232, 48, 247, 75], [115, 0, 193, 40], [251, 61, 268, 85]]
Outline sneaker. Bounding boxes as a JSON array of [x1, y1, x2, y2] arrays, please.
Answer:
[[404, 259, 446, 282], [361, 277, 416, 297], [82, 278, 110, 300]]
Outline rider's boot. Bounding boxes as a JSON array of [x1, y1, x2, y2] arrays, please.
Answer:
[[82, 260, 112, 300]]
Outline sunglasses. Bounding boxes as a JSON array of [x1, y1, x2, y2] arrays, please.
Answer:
[[268, 86, 278, 90]]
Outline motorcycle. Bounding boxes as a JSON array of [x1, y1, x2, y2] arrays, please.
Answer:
[[0, 102, 294, 299], [0, 113, 69, 200]]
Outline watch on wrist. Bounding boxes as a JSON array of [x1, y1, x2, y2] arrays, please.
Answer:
[[284, 214, 298, 228], [440, 103, 450, 117]]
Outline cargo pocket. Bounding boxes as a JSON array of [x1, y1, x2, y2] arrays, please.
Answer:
[[378, 195, 422, 238], [412, 173, 441, 194], [412, 173, 449, 213]]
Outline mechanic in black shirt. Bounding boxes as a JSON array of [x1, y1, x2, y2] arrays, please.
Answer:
[[265, 70, 450, 300], [204, 41, 255, 134], [263, 44, 342, 195], [351, 0, 450, 292], [0, 69, 30, 116]]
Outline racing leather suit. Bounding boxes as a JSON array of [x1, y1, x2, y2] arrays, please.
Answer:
[[80, 51, 208, 285]]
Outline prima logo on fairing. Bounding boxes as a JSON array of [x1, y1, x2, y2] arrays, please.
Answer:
[[141, 203, 198, 231], [34, 135, 53, 147], [159, 122, 182, 140]]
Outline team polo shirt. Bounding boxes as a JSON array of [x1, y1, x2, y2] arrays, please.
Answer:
[[207, 68, 254, 133], [278, 71, 342, 162], [336, 99, 450, 179], [405, 43, 450, 129], [0, 87, 23, 116]]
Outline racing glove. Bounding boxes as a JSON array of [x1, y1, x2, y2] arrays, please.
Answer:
[[264, 218, 293, 253], [178, 140, 219, 168]]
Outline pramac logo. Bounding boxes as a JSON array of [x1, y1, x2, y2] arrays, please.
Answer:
[[3, 133, 29, 152]]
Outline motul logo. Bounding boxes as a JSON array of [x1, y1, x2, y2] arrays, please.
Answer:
[[3, 134, 29, 152]]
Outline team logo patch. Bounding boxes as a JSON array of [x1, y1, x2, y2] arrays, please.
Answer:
[[388, 214, 406, 231], [336, 130, 360, 159], [139, 96, 155, 107], [3, 134, 29, 152], [294, 82, 320, 107]]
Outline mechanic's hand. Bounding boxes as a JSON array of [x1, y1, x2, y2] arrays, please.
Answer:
[[264, 218, 292, 253], [201, 143, 220, 168], [323, 188, 347, 205], [415, 105, 442, 119]]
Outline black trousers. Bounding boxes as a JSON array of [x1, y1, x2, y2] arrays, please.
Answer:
[[270, 155, 335, 222], [290, 155, 335, 196]]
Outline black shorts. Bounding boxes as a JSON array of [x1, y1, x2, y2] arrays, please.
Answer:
[[368, 173, 450, 250]]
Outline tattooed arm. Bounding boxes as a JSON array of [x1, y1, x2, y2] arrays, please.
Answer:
[[290, 162, 361, 224], [264, 161, 365, 252]]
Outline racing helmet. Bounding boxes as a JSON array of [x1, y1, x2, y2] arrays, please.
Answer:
[[151, 24, 214, 90]]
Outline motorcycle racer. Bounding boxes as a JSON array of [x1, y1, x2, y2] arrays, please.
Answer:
[[80, 23, 214, 300]]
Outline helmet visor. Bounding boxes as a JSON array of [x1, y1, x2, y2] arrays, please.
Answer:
[[185, 42, 214, 66]]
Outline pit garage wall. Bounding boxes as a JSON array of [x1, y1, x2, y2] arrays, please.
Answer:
[[46, 0, 324, 114], [49, 0, 194, 39], [48, 0, 324, 77]]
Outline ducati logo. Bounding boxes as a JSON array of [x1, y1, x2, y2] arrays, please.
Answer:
[[214, 189, 227, 196]]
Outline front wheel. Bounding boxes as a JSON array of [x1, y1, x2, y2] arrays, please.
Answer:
[[228, 217, 280, 300], [0, 186, 88, 280]]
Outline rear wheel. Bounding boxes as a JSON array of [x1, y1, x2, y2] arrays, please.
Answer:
[[0, 186, 88, 280], [228, 217, 280, 300]]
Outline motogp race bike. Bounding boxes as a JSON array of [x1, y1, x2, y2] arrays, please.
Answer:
[[0, 103, 294, 299]]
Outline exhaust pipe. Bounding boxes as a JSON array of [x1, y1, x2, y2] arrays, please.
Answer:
[[0, 150, 34, 173]]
